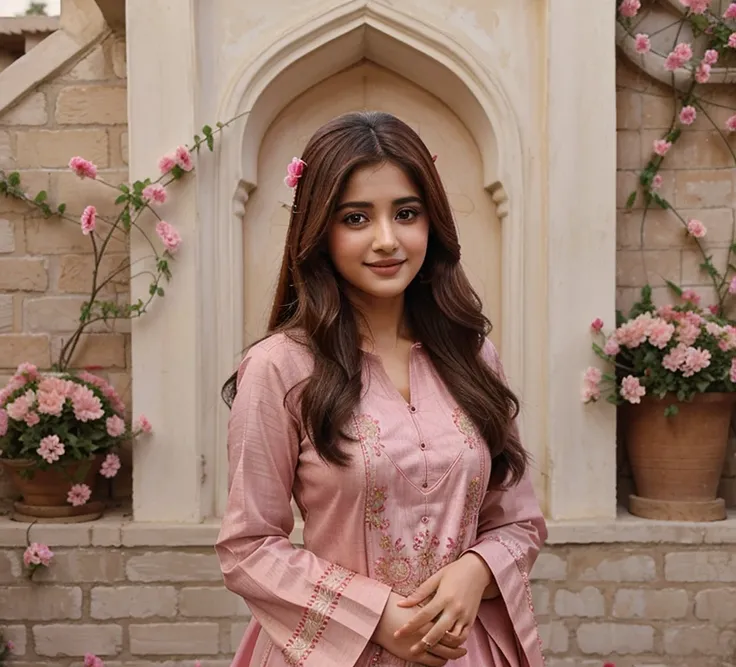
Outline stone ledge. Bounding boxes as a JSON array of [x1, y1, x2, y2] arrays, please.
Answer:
[[0, 507, 735, 547]]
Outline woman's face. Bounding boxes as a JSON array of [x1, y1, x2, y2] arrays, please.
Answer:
[[327, 161, 429, 303]]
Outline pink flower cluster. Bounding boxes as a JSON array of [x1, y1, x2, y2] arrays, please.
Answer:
[[155, 220, 182, 254], [582, 366, 602, 403], [725, 2, 736, 19], [158, 145, 193, 174], [687, 218, 706, 238], [621, 375, 646, 404], [620, 0, 641, 18], [69, 156, 98, 180], [68, 483, 92, 507], [635, 33, 651, 54], [680, 0, 711, 14], [665, 42, 693, 71], [142, 183, 167, 204], [37, 434, 64, 464], [84, 653, 105, 667], [285, 157, 307, 188], [679, 105, 697, 125], [23, 542, 54, 568], [663, 343, 712, 376]]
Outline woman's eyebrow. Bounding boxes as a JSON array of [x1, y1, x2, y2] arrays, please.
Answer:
[[335, 196, 423, 212]]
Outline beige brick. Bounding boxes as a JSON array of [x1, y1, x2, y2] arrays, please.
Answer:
[[129, 623, 220, 656], [0, 218, 15, 253], [0, 130, 12, 169], [616, 170, 677, 211], [58, 254, 129, 295], [66, 333, 126, 369], [91, 586, 177, 619], [0, 586, 81, 620], [0, 92, 48, 126], [126, 552, 222, 582], [67, 45, 107, 80], [179, 587, 250, 618], [665, 551, 736, 582], [675, 169, 734, 209], [613, 588, 689, 619], [539, 621, 568, 654], [16, 130, 108, 169], [3, 625, 27, 656], [0, 258, 47, 291], [35, 549, 125, 583], [616, 249, 680, 287], [0, 550, 21, 582], [663, 625, 736, 656], [616, 89, 641, 130], [531, 584, 549, 615], [25, 215, 125, 255], [24, 296, 91, 333], [624, 207, 734, 252], [231, 620, 250, 652], [33, 624, 122, 657], [0, 334, 50, 368], [530, 552, 566, 581], [682, 246, 729, 286], [694, 588, 736, 624], [53, 169, 130, 219], [56, 86, 127, 125], [0, 295, 12, 333], [642, 129, 734, 170], [617, 130, 641, 170], [554, 587, 605, 618], [642, 93, 675, 129], [576, 622, 654, 655], [112, 36, 126, 78]]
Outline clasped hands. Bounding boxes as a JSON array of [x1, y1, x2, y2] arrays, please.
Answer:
[[372, 552, 499, 666]]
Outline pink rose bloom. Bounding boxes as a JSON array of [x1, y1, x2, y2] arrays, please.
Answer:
[[679, 105, 697, 125], [663, 343, 688, 372], [651, 174, 663, 190], [695, 62, 711, 84], [703, 49, 719, 65], [134, 414, 152, 434], [23, 542, 54, 567], [142, 183, 167, 204], [67, 483, 92, 507], [37, 389, 66, 417], [100, 453, 122, 479], [685, 0, 710, 14], [24, 411, 40, 427], [84, 653, 105, 667], [677, 320, 701, 346], [721, 326, 736, 351], [68, 156, 98, 180], [653, 139, 671, 156], [727, 114, 736, 132], [158, 154, 176, 174], [6, 394, 31, 421], [102, 385, 126, 415], [16, 362, 39, 379], [725, 2, 736, 19], [705, 322, 724, 337], [620, 375, 646, 404], [674, 43, 693, 62], [635, 33, 651, 54], [681, 288, 701, 306], [604, 337, 621, 356], [37, 434, 65, 464], [581, 367, 601, 402], [729, 33, 736, 49], [175, 145, 193, 172], [284, 157, 307, 188], [0, 409, 7, 437], [730, 358, 736, 383], [620, 0, 641, 17], [591, 318, 604, 333], [156, 220, 182, 254], [648, 319, 675, 348], [687, 218, 706, 238], [584, 367, 602, 385], [81, 205, 97, 235], [616, 313, 652, 348], [708, 304, 720, 315], [106, 415, 125, 437], [682, 347, 711, 377], [71, 385, 104, 422], [665, 53, 684, 71]]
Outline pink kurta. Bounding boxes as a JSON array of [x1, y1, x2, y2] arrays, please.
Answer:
[[216, 333, 547, 667]]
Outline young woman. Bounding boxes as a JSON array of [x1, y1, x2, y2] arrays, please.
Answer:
[[216, 111, 547, 667]]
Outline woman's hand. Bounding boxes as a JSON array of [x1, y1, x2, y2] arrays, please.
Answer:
[[394, 552, 496, 655], [372, 591, 468, 666]]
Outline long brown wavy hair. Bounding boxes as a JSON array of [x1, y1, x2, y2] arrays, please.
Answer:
[[223, 110, 527, 487]]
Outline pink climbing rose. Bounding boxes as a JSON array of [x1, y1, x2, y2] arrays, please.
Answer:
[[81, 205, 97, 235], [591, 318, 604, 333], [619, 0, 641, 17], [703, 49, 719, 65], [679, 105, 697, 125], [69, 156, 98, 180], [651, 174, 663, 190], [687, 218, 706, 238], [634, 33, 651, 53], [727, 115, 736, 132], [620, 375, 646, 404], [23, 542, 54, 567], [695, 62, 711, 84], [724, 2, 736, 19], [175, 145, 194, 171], [142, 183, 167, 204], [135, 414, 153, 434], [653, 139, 671, 156], [158, 154, 176, 174], [106, 415, 125, 438], [156, 220, 182, 254]]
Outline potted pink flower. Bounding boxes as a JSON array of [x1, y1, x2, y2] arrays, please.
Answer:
[[585, 285, 736, 522], [0, 362, 150, 522]]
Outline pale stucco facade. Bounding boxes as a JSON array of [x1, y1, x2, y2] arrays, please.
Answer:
[[0, 0, 735, 664]]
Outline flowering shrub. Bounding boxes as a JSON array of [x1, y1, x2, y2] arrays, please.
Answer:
[[584, 286, 736, 414], [0, 362, 151, 505], [23, 541, 54, 579]]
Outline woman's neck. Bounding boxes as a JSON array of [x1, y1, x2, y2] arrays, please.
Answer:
[[346, 288, 410, 352]]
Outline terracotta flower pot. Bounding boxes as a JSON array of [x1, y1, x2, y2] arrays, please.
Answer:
[[0, 456, 105, 523], [623, 392, 736, 521]]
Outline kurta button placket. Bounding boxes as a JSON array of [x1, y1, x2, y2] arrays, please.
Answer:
[[408, 404, 417, 413], [419, 442, 426, 450], [421, 516, 429, 524]]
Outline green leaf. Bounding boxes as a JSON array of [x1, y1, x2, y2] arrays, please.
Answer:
[[194, 134, 201, 144], [202, 124, 213, 136], [689, 14, 709, 33], [34, 190, 47, 203], [216, 121, 224, 128], [8, 172, 20, 187], [206, 134, 214, 151], [115, 194, 128, 205], [157, 287, 164, 297], [665, 279, 683, 297], [133, 181, 145, 195], [663, 404, 679, 417], [119, 184, 130, 193], [625, 190, 637, 209], [149, 283, 157, 296], [57, 203, 67, 215]]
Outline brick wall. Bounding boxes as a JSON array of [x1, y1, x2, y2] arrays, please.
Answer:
[[1, 541, 735, 666], [0, 34, 132, 500], [615, 58, 736, 508]]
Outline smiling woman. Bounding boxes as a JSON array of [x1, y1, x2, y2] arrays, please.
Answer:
[[216, 111, 546, 667]]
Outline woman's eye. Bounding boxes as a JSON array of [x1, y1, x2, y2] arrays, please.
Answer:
[[343, 213, 367, 226], [396, 208, 419, 221]]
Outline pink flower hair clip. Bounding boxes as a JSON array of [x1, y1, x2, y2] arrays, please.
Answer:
[[285, 157, 306, 188]]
